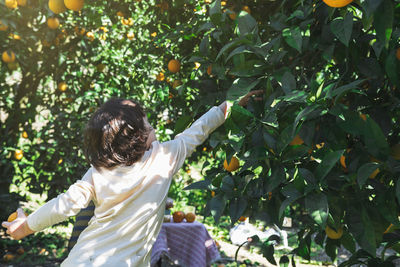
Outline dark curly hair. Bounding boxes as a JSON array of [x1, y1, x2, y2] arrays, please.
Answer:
[[83, 98, 149, 170]]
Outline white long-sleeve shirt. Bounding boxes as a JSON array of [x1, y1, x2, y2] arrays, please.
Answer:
[[27, 106, 225, 267]]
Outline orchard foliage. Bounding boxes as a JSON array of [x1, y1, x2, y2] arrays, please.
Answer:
[[2, 0, 400, 265]]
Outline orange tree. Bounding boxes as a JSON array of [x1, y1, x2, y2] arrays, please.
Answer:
[[2, 0, 400, 265], [164, 0, 400, 265]]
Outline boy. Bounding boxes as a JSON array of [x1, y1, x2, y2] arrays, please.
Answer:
[[2, 92, 261, 266]]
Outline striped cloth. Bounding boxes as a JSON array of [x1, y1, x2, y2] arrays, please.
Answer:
[[150, 222, 220, 267], [67, 202, 95, 252]]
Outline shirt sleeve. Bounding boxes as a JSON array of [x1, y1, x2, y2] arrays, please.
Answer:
[[157, 106, 225, 177], [27, 168, 95, 232]]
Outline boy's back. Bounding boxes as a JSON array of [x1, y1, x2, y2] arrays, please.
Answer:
[[26, 106, 225, 266]]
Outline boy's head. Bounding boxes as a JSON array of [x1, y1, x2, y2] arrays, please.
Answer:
[[83, 98, 153, 170]]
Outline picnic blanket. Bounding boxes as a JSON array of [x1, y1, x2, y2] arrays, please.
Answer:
[[150, 221, 220, 267]]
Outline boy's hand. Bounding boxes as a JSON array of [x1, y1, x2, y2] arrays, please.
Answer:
[[2, 208, 35, 240], [238, 90, 264, 107]]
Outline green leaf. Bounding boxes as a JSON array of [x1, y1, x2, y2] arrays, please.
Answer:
[[282, 27, 302, 52], [297, 232, 311, 261], [330, 12, 353, 47], [385, 50, 400, 87], [396, 181, 400, 206], [216, 37, 250, 61], [281, 71, 296, 94], [265, 165, 286, 193], [305, 192, 328, 227], [357, 162, 380, 188], [279, 255, 290, 267], [174, 115, 192, 134], [237, 11, 258, 36], [229, 197, 248, 224], [373, 0, 393, 49], [209, 0, 222, 25], [262, 244, 277, 265], [330, 79, 365, 100], [341, 231, 356, 254], [362, 117, 390, 158], [207, 194, 226, 223], [347, 205, 376, 256], [279, 184, 302, 218], [227, 77, 262, 101], [315, 150, 344, 181], [183, 179, 211, 190]]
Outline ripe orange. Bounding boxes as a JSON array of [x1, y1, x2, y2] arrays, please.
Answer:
[[325, 226, 343, 239], [8, 211, 18, 222], [360, 113, 367, 121], [238, 216, 247, 222], [340, 155, 346, 169], [9, 33, 21, 40], [116, 11, 124, 17], [58, 81, 67, 92], [0, 20, 8, 31], [168, 59, 181, 73], [2, 51, 16, 63], [173, 211, 185, 223], [74, 26, 85, 36], [223, 156, 240, 172], [185, 212, 196, 223], [22, 131, 28, 138], [14, 150, 23, 160], [211, 191, 215, 197], [17, 0, 26, 6], [172, 79, 182, 89], [322, 0, 353, 8], [207, 64, 212, 75], [156, 72, 165, 81], [228, 9, 237, 20], [396, 48, 400, 61], [16, 247, 25, 255], [3, 253, 15, 262], [289, 134, 304, 146], [5, 0, 18, 8], [48, 0, 66, 14], [242, 5, 251, 14], [127, 32, 135, 40], [47, 17, 60, 29], [86, 31, 94, 41], [391, 144, 400, 160], [64, 0, 84, 11]]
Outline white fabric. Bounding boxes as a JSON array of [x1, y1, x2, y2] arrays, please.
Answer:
[[27, 106, 225, 267]]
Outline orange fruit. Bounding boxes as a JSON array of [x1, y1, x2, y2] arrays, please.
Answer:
[[17, 0, 26, 6], [150, 32, 157, 38], [116, 11, 124, 17], [74, 26, 85, 36], [325, 226, 343, 239], [172, 79, 182, 89], [289, 134, 304, 146], [5, 0, 18, 8], [228, 9, 237, 20], [211, 191, 215, 197], [127, 32, 135, 40], [47, 17, 60, 29], [268, 192, 272, 200], [8, 211, 18, 222], [16, 247, 25, 255], [58, 81, 67, 92], [64, 0, 84, 11], [223, 156, 240, 172], [0, 20, 8, 31], [207, 64, 212, 75], [391, 144, 400, 160], [9, 33, 21, 40], [360, 113, 367, 121], [185, 212, 196, 223], [238, 216, 247, 222], [48, 0, 66, 14], [156, 72, 165, 81], [396, 48, 400, 61], [322, 0, 353, 8], [3, 253, 15, 262], [173, 211, 185, 223], [194, 62, 201, 69], [340, 155, 346, 169], [22, 131, 28, 138], [242, 5, 251, 14], [168, 59, 181, 73], [2, 51, 16, 63], [86, 31, 94, 41], [14, 150, 23, 160]]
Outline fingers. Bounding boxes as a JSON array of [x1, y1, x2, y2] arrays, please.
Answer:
[[247, 89, 264, 96], [2, 221, 10, 228], [17, 208, 26, 218]]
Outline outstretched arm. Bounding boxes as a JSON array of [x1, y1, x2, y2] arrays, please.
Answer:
[[2, 168, 95, 239]]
